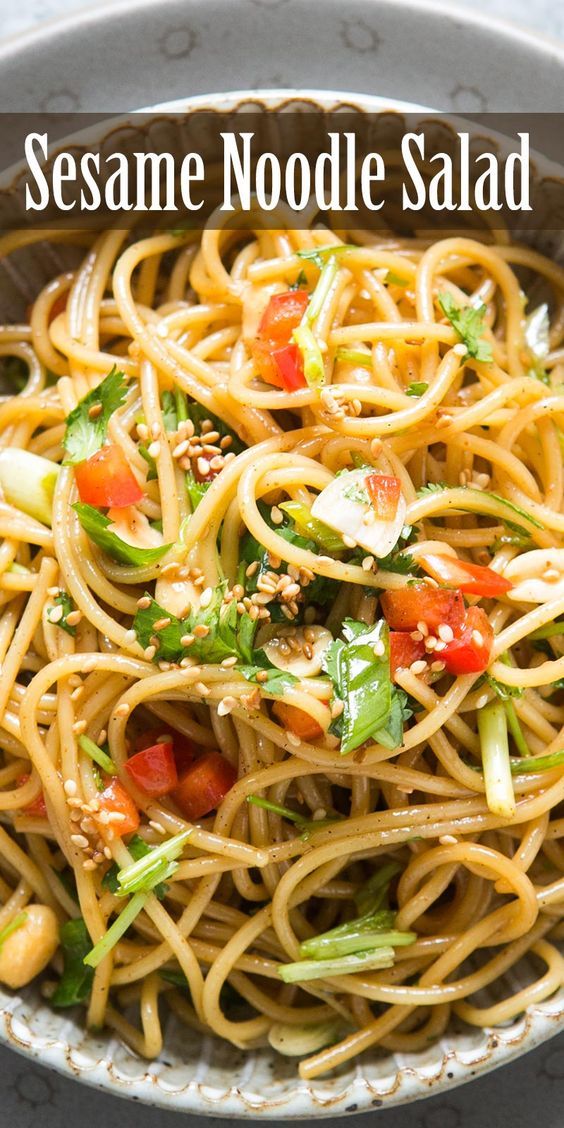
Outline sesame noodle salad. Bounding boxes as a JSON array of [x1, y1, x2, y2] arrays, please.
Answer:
[[0, 221, 562, 1079]]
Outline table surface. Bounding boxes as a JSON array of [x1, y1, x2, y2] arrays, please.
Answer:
[[0, 0, 562, 1124]]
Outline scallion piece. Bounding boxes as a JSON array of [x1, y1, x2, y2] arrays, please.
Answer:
[[510, 748, 564, 774], [504, 699, 530, 758], [529, 620, 564, 641], [278, 947, 395, 983], [78, 734, 116, 776], [0, 448, 59, 527], [336, 347, 372, 369], [83, 892, 146, 968], [292, 325, 326, 388], [477, 699, 516, 818], [278, 500, 345, 552], [304, 257, 339, 325], [116, 828, 193, 896], [299, 918, 415, 960]]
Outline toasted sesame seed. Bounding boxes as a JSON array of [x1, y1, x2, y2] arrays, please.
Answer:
[[148, 440, 161, 459], [424, 636, 438, 651], [438, 623, 454, 643], [543, 568, 561, 582], [48, 604, 64, 623], [255, 669, 269, 683], [137, 422, 149, 441], [431, 660, 446, 673], [370, 438, 383, 458], [199, 587, 213, 608], [72, 720, 87, 735], [270, 506, 283, 525], [193, 623, 210, 638], [88, 403, 103, 419], [434, 640, 447, 652], [246, 561, 259, 578], [331, 699, 345, 718], [220, 435, 232, 449], [153, 617, 172, 631], [144, 645, 157, 660], [194, 681, 210, 696], [373, 640, 385, 657], [436, 414, 454, 429], [67, 797, 83, 809], [343, 534, 357, 547], [114, 703, 130, 718], [71, 685, 85, 702], [362, 510, 376, 527], [71, 833, 89, 849], [150, 421, 160, 439], [103, 846, 113, 860], [149, 820, 167, 836], [410, 631, 424, 642], [64, 779, 77, 797], [362, 555, 375, 571], [452, 343, 467, 357], [303, 643, 314, 660], [439, 834, 458, 845], [47, 586, 60, 597], [106, 811, 126, 823], [172, 439, 190, 458], [221, 656, 238, 668], [286, 731, 302, 746], [123, 629, 137, 644], [475, 693, 489, 709], [218, 695, 237, 716], [82, 859, 98, 871], [197, 457, 211, 478], [66, 610, 82, 627], [137, 596, 152, 609], [180, 634, 195, 647], [416, 620, 429, 637], [410, 659, 427, 675]]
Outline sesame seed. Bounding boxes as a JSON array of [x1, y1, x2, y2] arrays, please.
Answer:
[[218, 695, 237, 716], [303, 643, 314, 660], [410, 659, 427, 675], [153, 617, 172, 632], [67, 797, 83, 810], [64, 779, 77, 797], [47, 586, 60, 597], [66, 610, 82, 627], [197, 457, 211, 478], [180, 634, 195, 647], [220, 435, 232, 449], [144, 645, 157, 660], [410, 631, 424, 642], [48, 604, 64, 623], [200, 587, 213, 608], [71, 686, 85, 702], [137, 422, 149, 441], [434, 640, 447, 652], [149, 820, 167, 836], [106, 811, 126, 823], [270, 506, 283, 525], [70, 833, 89, 849], [88, 403, 103, 419], [193, 624, 210, 638], [148, 440, 161, 459], [221, 656, 238, 668], [123, 629, 137, 644], [439, 834, 458, 845], [436, 414, 453, 429], [475, 693, 489, 709], [286, 731, 302, 746], [150, 422, 160, 439], [416, 621, 429, 637], [137, 596, 152, 609], [232, 584, 244, 599], [424, 636, 438, 651], [331, 699, 345, 718], [103, 846, 113, 860], [343, 534, 357, 547], [370, 438, 383, 458], [303, 627, 316, 643], [543, 568, 561, 582], [172, 439, 190, 458], [72, 720, 87, 735], [82, 859, 98, 871], [255, 670, 269, 683], [431, 660, 446, 673], [114, 703, 130, 718], [194, 681, 210, 696], [98, 729, 107, 745], [438, 623, 454, 643], [362, 555, 375, 571], [246, 561, 259, 578]]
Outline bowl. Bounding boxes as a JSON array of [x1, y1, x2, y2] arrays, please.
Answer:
[[0, 0, 563, 1118]]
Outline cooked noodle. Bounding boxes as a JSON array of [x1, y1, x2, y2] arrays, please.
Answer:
[[0, 219, 562, 1079]]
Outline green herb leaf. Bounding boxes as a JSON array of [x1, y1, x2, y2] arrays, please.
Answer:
[[323, 619, 395, 755], [239, 656, 299, 696], [186, 471, 211, 512], [292, 325, 325, 388], [102, 835, 167, 899], [278, 947, 395, 983], [406, 381, 429, 397], [78, 734, 116, 776], [438, 293, 493, 363], [116, 829, 192, 896], [239, 507, 337, 622], [73, 503, 172, 566], [52, 918, 94, 1007], [279, 500, 345, 553], [48, 591, 77, 636], [63, 367, 128, 464], [139, 445, 158, 481], [84, 893, 146, 969], [299, 911, 415, 960], [296, 244, 355, 269], [132, 582, 257, 664]]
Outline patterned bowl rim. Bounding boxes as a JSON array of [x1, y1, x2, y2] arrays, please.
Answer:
[[0, 79, 563, 1118]]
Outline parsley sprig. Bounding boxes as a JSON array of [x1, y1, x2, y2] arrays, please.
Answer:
[[438, 293, 492, 363], [133, 581, 257, 664], [63, 367, 128, 464]]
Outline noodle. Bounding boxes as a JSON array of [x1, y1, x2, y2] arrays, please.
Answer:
[[0, 218, 561, 1080]]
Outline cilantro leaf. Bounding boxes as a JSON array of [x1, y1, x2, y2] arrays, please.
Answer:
[[417, 482, 449, 496], [372, 687, 413, 749], [132, 582, 257, 664], [102, 835, 168, 900], [406, 382, 428, 397], [186, 471, 211, 511], [139, 445, 158, 481], [239, 517, 337, 623], [73, 503, 172, 566], [239, 648, 300, 696], [296, 244, 355, 269], [438, 293, 492, 363], [322, 619, 396, 755], [51, 918, 94, 1008], [48, 591, 77, 636], [376, 549, 420, 576], [63, 366, 128, 464]]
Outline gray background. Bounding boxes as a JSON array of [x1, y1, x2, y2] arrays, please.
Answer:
[[0, 0, 562, 1124]]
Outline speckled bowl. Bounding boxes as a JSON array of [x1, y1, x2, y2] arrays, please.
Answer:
[[0, 0, 563, 1117]]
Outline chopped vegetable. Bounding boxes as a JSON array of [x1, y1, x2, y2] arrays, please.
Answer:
[[78, 734, 116, 776], [381, 586, 465, 633], [336, 347, 372, 369], [116, 829, 192, 896], [96, 779, 140, 837], [268, 1019, 342, 1057], [259, 291, 309, 343], [271, 343, 307, 391], [323, 619, 397, 755], [292, 324, 325, 389], [83, 892, 146, 968], [135, 727, 196, 774], [477, 698, 516, 818], [251, 291, 309, 388], [63, 367, 128, 464], [299, 910, 415, 960], [296, 244, 355, 268], [365, 474, 402, 521], [52, 918, 94, 1006], [173, 752, 236, 821], [278, 947, 395, 983], [271, 701, 324, 742], [441, 606, 494, 675], [247, 794, 340, 836], [390, 631, 426, 677], [240, 663, 300, 696], [74, 444, 143, 509], [73, 503, 172, 567], [132, 584, 256, 664], [125, 743, 178, 797], [311, 469, 407, 558], [417, 553, 513, 597], [279, 500, 345, 552], [0, 448, 59, 526], [406, 381, 429, 397], [438, 293, 492, 362], [102, 834, 170, 900], [239, 511, 337, 622]]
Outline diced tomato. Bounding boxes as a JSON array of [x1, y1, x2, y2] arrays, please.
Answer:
[[381, 586, 466, 633], [125, 743, 178, 797], [441, 606, 494, 675], [75, 444, 143, 508], [18, 775, 47, 818], [258, 291, 309, 345], [96, 779, 140, 836], [365, 474, 401, 521], [272, 701, 324, 742], [272, 343, 307, 391], [249, 338, 284, 388], [418, 553, 513, 597], [173, 752, 236, 821], [135, 727, 197, 774], [390, 632, 426, 678]]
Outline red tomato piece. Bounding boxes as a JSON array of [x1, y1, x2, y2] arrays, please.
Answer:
[[134, 727, 197, 774], [75, 444, 143, 508], [381, 586, 466, 633], [249, 338, 284, 388], [258, 291, 309, 345], [441, 606, 494, 675], [173, 752, 236, 821], [365, 474, 401, 521], [125, 744, 178, 797], [272, 701, 324, 742], [390, 632, 426, 678], [96, 779, 140, 836], [272, 343, 307, 391], [418, 553, 513, 597], [18, 775, 47, 818]]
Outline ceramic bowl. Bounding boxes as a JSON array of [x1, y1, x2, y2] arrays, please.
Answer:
[[0, 0, 563, 1116]]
